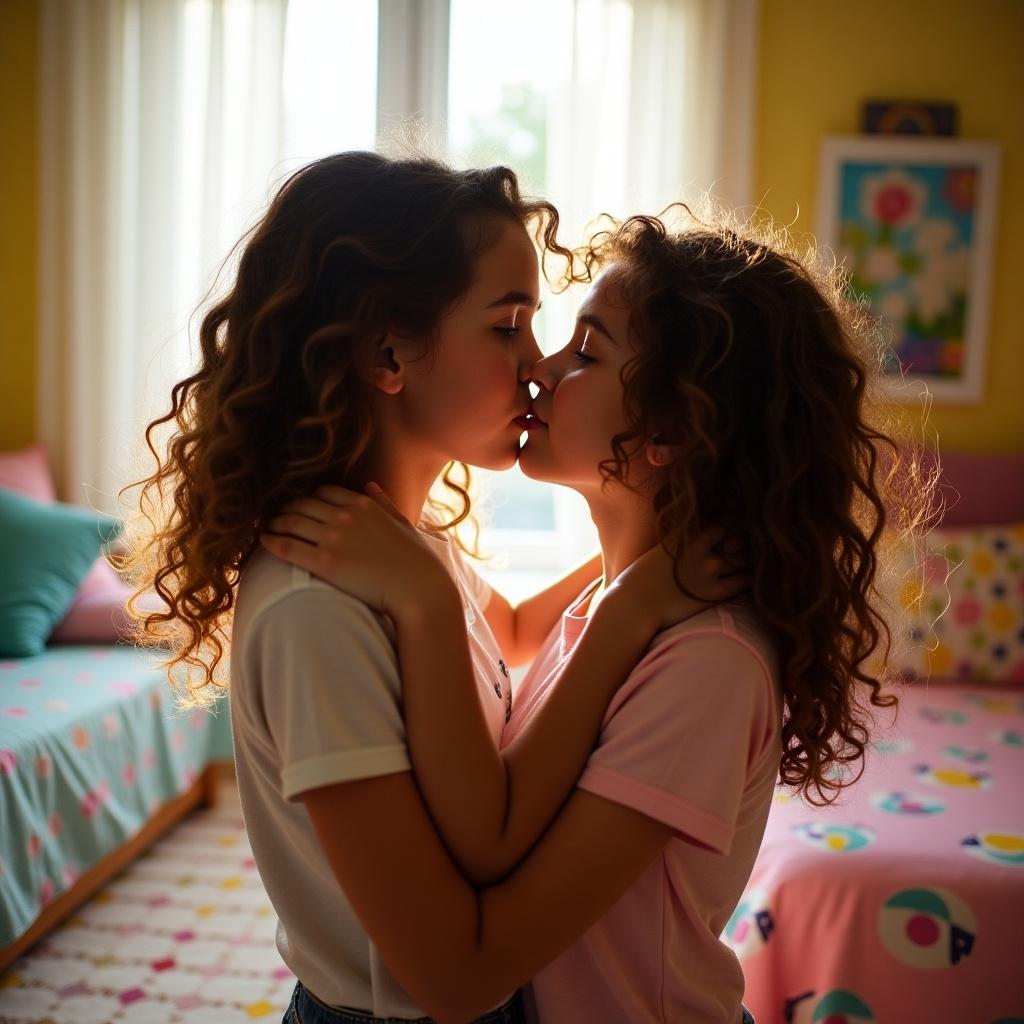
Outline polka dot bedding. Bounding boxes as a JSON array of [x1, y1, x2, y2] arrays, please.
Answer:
[[0, 646, 232, 950], [728, 682, 1024, 1023], [895, 522, 1024, 686]]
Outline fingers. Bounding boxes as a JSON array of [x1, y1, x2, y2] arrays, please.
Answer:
[[693, 526, 726, 558], [259, 531, 320, 571], [702, 565, 751, 599], [313, 484, 371, 508], [277, 489, 375, 527], [365, 481, 410, 525], [264, 512, 327, 546], [279, 496, 332, 523]]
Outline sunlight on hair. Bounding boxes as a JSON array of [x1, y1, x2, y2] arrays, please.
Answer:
[[549, 197, 944, 803]]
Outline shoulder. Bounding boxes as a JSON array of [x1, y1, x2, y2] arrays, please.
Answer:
[[234, 549, 395, 651], [602, 602, 779, 726], [647, 601, 777, 686], [594, 602, 782, 774]]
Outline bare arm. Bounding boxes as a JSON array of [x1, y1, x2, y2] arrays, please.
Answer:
[[393, 577, 660, 883], [482, 550, 602, 667], [392, 520, 732, 884], [262, 487, 725, 884], [302, 770, 670, 1024]]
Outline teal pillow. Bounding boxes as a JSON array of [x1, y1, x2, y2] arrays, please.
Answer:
[[0, 488, 123, 657]]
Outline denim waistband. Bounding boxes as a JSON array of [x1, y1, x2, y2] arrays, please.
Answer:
[[285, 980, 525, 1024]]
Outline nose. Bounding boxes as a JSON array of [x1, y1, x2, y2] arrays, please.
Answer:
[[516, 329, 544, 381], [524, 350, 560, 392], [516, 338, 543, 388]]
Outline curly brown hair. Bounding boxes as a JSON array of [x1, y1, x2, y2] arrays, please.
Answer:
[[569, 207, 936, 804], [121, 151, 569, 707]]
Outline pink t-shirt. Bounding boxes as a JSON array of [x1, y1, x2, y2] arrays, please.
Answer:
[[501, 588, 782, 1024]]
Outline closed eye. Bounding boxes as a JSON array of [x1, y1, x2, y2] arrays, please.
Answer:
[[572, 350, 595, 363]]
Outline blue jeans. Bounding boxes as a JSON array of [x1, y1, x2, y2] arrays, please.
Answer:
[[283, 980, 526, 1024]]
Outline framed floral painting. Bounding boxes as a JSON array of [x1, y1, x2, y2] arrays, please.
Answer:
[[816, 136, 1001, 402]]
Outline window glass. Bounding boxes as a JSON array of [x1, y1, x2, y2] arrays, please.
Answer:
[[282, 0, 378, 170], [448, 0, 598, 593]]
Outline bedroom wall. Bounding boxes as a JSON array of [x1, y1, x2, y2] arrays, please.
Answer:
[[0, 0, 39, 450], [755, 0, 1024, 451]]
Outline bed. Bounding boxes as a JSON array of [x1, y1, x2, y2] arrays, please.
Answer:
[[728, 451, 1024, 1023], [0, 644, 232, 973]]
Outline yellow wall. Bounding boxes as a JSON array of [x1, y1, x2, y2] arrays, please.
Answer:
[[756, 0, 1024, 451], [0, 0, 38, 450]]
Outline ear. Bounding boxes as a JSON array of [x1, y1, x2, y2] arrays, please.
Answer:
[[372, 333, 405, 396], [645, 441, 680, 467]]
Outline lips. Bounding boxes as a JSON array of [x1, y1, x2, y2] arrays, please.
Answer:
[[514, 405, 547, 430]]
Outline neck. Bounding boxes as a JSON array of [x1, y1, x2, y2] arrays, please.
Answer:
[[584, 484, 661, 613], [353, 416, 447, 527]]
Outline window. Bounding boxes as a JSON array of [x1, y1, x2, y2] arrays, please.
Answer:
[[48, 0, 748, 541], [282, 0, 378, 169], [447, 0, 599, 597]]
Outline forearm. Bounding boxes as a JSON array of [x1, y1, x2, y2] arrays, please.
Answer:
[[505, 550, 602, 666], [308, 771, 666, 1024], [394, 584, 510, 881], [399, 582, 656, 886], [484, 596, 654, 879]]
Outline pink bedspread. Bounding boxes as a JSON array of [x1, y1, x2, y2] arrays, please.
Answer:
[[728, 683, 1024, 1023]]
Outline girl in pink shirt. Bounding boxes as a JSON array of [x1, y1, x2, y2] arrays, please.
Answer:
[[265, 208, 930, 1022]]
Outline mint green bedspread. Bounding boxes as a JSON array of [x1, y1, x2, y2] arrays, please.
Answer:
[[0, 645, 232, 946]]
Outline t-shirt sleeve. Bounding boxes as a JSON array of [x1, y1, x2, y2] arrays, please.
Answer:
[[243, 585, 410, 801], [577, 630, 775, 856]]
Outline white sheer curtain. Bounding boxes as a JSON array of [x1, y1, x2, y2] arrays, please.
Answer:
[[38, 0, 290, 514], [445, 0, 761, 590], [543, 0, 758, 243], [37, 0, 757, 524], [542, 0, 760, 352]]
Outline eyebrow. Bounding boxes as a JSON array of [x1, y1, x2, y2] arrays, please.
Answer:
[[578, 312, 619, 346], [486, 290, 542, 310]]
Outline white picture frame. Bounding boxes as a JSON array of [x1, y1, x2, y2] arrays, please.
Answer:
[[816, 135, 1001, 404]]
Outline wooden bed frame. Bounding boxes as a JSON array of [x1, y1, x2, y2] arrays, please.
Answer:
[[0, 760, 233, 974]]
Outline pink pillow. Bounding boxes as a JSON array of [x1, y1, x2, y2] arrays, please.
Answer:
[[49, 558, 145, 643], [0, 442, 56, 502], [0, 444, 156, 645]]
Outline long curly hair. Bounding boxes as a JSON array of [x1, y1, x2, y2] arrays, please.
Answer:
[[121, 151, 568, 706], [571, 207, 936, 804]]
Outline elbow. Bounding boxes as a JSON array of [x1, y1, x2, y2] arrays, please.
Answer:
[[431, 1006, 474, 1024], [454, 840, 516, 888], [399, 929, 512, 1023], [431, 988, 512, 1024], [412, 975, 504, 1024], [461, 862, 510, 888], [403, 975, 468, 1024]]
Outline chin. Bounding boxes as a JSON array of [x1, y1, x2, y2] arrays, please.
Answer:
[[462, 442, 521, 473], [517, 443, 554, 483]]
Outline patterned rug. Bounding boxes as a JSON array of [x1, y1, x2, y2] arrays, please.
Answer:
[[0, 776, 295, 1024]]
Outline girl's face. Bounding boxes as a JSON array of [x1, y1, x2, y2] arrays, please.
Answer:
[[520, 267, 647, 494], [395, 217, 543, 471]]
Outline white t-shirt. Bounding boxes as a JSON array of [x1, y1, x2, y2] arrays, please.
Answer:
[[230, 525, 510, 1017]]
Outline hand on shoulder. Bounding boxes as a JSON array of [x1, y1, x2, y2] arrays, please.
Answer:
[[259, 483, 452, 618], [605, 530, 748, 635]]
